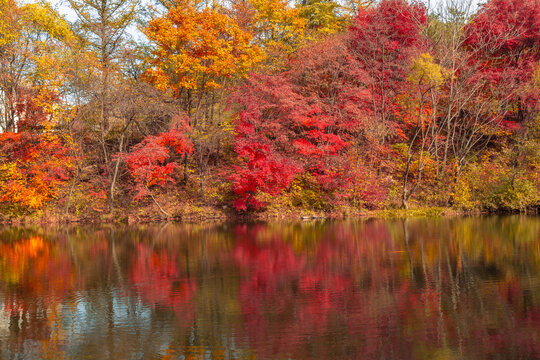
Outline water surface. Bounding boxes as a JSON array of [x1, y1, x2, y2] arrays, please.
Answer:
[[0, 216, 539, 359]]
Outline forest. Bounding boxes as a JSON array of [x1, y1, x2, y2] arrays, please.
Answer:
[[0, 0, 538, 221]]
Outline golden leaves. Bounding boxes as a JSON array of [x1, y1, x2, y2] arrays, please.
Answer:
[[144, 4, 264, 92], [408, 53, 451, 88]]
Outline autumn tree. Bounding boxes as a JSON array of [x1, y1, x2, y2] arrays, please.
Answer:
[[231, 36, 373, 210], [297, 0, 345, 36], [0, 94, 75, 211], [414, 0, 538, 207], [0, 0, 73, 132], [143, 1, 263, 198], [121, 127, 192, 217], [227, 0, 306, 69], [66, 0, 139, 210], [349, 0, 427, 170], [68, 0, 137, 160], [0, 0, 77, 211], [396, 53, 449, 208]]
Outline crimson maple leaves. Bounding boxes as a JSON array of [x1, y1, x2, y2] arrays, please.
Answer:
[[121, 128, 192, 199], [231, 37, 367, 210], [229, 0, 539, 211], [231, 0, 427, 210]]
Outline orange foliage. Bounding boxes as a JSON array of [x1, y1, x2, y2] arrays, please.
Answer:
[[143, 1, 264, 92], [0, 93, 74, 210]]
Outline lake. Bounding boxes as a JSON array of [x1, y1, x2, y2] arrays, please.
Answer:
[[0, 216, 539, 359]]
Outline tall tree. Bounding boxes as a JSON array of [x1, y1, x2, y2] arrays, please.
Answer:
[[396, 53, 449, 208], [144, 0, 263, 197], [231, 36, 372, 210], [67, 0, 137, 160], [0, 0, 76, 211], [0, 0, 72, 132], [349, 0, 427, 172], [67, 0, 137, 210]]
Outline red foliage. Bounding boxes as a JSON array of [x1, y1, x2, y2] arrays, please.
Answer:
[[229, 2, 429, 211], [349, 0, 427, 126], [0, 92, 74, 209], [465, 0, 540, 123], [130, 244, 196, 309], [230, 37, 372, 210], [121, 128, 192, 200], [230, 141, 299, 211], [465, 0, 540, 56]]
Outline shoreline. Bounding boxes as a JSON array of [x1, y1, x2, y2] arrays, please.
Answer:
[[1, 206, 537, 226]]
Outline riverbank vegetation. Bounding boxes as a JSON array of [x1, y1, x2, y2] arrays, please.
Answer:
[[0, 0, 538, 222]]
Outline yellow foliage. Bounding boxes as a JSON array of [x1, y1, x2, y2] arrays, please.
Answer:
[[0, 0, 75, 128], [144, 3, 264, 92], [534, 61, 540, 89], [248, 0, 306, 50], [298, 0, 345, 36], [408, 53, 450, 88], [21, 2, 73, 41], [0, 0, 19, 47]]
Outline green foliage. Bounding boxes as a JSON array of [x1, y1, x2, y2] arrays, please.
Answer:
[[453, 157, 539, 212], [288, 174, 329, 211], [297, 0, 345, 35], [482, 177, 538, 212]]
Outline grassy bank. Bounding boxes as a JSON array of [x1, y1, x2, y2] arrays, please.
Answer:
[[2, 201, 537, 226]]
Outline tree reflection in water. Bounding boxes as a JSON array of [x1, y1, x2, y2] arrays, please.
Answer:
[[0, 216, 539, 359]]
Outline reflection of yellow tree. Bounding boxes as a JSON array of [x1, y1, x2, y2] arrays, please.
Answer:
[[0, 236, 49, 285], [0, 235, 74, 317], [39, 305, 69, 360]]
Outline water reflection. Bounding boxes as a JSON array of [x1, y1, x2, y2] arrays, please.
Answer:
[[0, 216, 539, 359]]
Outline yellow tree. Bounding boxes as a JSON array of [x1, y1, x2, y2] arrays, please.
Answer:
[[144, 2, 263, 94], [397, 53, 450, 208], [0, 0, 76, 212], [0, 0, 72, 132], [0, 0, 18, 47], [228, 0, 306, 68], [246, 0, 306, 50], [297, 0, 346, 36]]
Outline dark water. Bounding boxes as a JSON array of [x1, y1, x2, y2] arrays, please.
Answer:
[[0, 217, 539, 359]]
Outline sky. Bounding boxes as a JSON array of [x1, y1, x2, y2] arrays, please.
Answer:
[[45, 0, 484, 30], [47, 0, 484, 21]]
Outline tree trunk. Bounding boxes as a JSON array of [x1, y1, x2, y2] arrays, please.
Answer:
[[401, 195, 409, 210], [109, 133, 125, 212], [182, 153, 189, 185], [146, 185, 169, 218]]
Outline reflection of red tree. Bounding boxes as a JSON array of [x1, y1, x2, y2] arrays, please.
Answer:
[[234, 234, 359, 357], [234, 237, 304, 350], [129, 244, 196, 323], [231, 222, 540, 359], [0, 237, 74, 305], [485, 281, 540, 357]]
